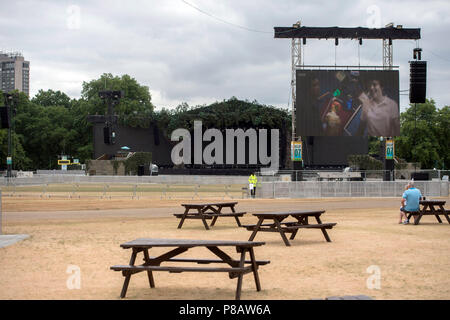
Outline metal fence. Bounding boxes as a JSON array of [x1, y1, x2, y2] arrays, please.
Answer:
[[0, 174, 249, 186], [0, 175, 252, 200], [257, 181, 449, 199], [0, 181, 249, 200], [1, 171, 448, 200], [258, 169, 450, 182], [2, 180, 447, 200]]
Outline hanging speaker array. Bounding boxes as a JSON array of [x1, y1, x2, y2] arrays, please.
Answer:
[[409, 60, 427, 103]]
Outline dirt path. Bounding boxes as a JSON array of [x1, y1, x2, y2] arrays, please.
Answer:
[[3, 197, 407, 223]]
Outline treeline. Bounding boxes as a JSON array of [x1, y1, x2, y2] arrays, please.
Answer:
[[156, 98, 290, 134], [0, 73, 448, 170], [0, 74, 154, 170], [0, 73, 290, 170]]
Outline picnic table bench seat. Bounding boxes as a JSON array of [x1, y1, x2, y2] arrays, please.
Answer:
[[111, 255, 270, 278], [111, 265, 252, 276], [404, 210, 449, 216], [242, 222, 336, 230]]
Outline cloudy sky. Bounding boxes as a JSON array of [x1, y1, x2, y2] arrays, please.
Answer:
[[1, 0, 449, 112]]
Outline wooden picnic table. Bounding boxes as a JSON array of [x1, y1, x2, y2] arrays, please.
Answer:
[[407, 199, 450, 225], [110, 238, 269, 300], [242, 210, 337, 246], [174, 202, 246, 230]]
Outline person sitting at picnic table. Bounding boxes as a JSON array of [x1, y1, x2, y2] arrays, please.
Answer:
[[399, 181, 422, 225]]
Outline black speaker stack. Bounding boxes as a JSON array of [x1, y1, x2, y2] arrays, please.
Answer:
[[409, 60, 427, 103], [103, 126, 111, 144], [153, 125, 160, 145], [0, 107, 10, 128]]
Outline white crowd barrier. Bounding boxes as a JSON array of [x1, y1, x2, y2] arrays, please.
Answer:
[[257, 181, 449, 198]]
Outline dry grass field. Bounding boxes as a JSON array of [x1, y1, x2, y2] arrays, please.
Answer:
[[0, 196, 449, 300]]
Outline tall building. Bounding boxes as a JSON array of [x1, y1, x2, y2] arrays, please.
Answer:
[[0, 51, 30, 96]]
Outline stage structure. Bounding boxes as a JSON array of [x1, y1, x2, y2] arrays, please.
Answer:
[[274, 23, 421, 171]]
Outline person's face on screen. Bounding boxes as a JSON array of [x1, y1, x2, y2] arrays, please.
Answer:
[[311, 79, 320, 98], [370, 80, 383, 102]]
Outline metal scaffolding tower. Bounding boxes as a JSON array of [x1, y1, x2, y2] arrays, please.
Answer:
[[382, 38, 393, 69], [382, 23, 394, 69], [290, 21, 302, 142]]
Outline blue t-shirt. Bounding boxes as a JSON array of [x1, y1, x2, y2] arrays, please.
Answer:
[[402, 188, 422, 212]]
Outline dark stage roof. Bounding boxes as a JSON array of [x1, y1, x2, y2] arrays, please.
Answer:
[[274, 26, 420, 40]]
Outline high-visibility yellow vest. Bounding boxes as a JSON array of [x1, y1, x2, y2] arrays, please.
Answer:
[[248, 175, 257, 184]]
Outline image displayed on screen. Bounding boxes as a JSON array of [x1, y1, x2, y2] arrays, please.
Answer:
[[296, 70, 400, 137]]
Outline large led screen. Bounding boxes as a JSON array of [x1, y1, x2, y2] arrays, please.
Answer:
[[296, 70, 400, 137]]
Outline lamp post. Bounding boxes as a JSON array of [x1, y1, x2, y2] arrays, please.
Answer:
[[4, 93, 15, 181]]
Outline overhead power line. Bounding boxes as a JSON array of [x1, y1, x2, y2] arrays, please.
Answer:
[[181, 0, 271, 34]]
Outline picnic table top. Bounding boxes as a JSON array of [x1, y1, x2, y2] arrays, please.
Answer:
[[420, 199, 446, 205], [120, 238, 265, 248], [180, 202, 239, 207], [252, 210, 326, 217]]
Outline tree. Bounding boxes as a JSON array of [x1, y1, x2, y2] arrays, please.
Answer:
[[0, 130, 32, 170], [368, 136, 381, 156], [80, 73, 154, 116], [395, 99, 442, 169], [31, 89, 72, 108], [14, 102, 77, 169], [435, 106, 450, 168]]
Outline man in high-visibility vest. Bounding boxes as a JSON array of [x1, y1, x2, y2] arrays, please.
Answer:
[[248, 173, 258, 198]]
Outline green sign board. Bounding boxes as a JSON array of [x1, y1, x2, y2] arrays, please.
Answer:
[[291, 141, 302, 161], [385, 140, 394, 160], [6, 157, 12, 165]]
